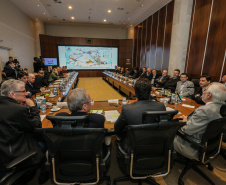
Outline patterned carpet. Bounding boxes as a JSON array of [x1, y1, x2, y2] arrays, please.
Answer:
[[77, 77, 123, 101]]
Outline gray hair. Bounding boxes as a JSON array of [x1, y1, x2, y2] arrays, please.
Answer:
[[1, 79, 25, 96], [38, 70, 44, 75], [67, 88, 89, 112], [207, 82, 226, 103]]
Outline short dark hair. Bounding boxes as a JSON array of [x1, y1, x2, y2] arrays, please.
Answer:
[[180, 73, 187, 77], [200, 75, 211, 81], [133, 67, 139, 71], [174, 69, 180, 73], [17, 71, 28, 79], [134, 78, 152, 100]]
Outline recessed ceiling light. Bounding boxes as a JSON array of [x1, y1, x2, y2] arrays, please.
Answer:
[[108, 10, 111, 13], [68, 6, 72, 9], [71, 16, 75, 20], [141, 4, 144, 7], [130, 25, 133, 27], [104, 19, 107, 22], [37, 5, 39, 7], [123, 23, 126, 24], [43, 13, 45, 14], [48, 19, 50, 20]]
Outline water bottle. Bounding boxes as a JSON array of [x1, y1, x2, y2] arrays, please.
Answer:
[[178, 93, 182, 103], [161, 88, 164, 96], [40, 103, 46, 113], [171, 94, 175, 104], [54, 88, 57, 95]]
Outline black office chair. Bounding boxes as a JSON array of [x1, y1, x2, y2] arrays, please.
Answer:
[[0, 151, 42, 185], [176, 116, 226, 185], [191, 78, 200, 92], [46, 115, 89, 128], [114, 111, 185, 185], [220, 104, 226, 159], [36, 128, 111, 185]]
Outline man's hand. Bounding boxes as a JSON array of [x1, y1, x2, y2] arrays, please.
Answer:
[[25, 98, 35, 107], [179, 115, 188, 122], [40, 87, 46, 92]]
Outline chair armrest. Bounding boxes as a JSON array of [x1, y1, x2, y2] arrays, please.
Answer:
[[177, 130, 204, 151], [6, 151, 36, 169]]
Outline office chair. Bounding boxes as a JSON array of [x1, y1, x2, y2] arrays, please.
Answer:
[[114, 111, 185, 185], [46, 115, 89, 128], [36, 127, 111, 185], [191, 78, 200, 92], [176, 116, 226, 185], [0, 151, 41, 185]]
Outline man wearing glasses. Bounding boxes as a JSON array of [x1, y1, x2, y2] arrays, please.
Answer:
[[0, 80, 44, 174]]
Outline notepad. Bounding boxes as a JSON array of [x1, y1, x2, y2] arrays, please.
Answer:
[[104, 110, 120, 123], [182, 104, 195, 109]]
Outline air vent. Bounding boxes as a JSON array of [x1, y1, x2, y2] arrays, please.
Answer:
[[118, 7, 124, 10]]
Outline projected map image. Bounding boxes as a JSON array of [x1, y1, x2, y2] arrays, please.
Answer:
[[58, 46, 118, 70]]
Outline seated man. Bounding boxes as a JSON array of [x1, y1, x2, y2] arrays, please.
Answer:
[[0, 80, 44, 171], [139, 67, 147, 78], [165, 69, 180, 92], [221, 74, 226, 86], [175, 73, 194, 97], [145, 67, 153, 80], [114, 78, 166, 151], [124, 68, 130, 77], [26, 73, 45, 97], [174, 82, 226, 159], [154, 70, 170, 87], [33, 70, 48, 90], [56, 88, 105, 128], [62, 66, 68, 74], [17, 71, 28, 85], [191, 75, 211, 104], [3, 62, 17, 79], [151, 69, 158, 85], [130, 67, 139, 79]]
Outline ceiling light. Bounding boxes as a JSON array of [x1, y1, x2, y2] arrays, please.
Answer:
[[71, 16, 75, 20], [48, 19, 50, 20], [37, 5, 39, 7], [130, 25, 133, 27], [43, 13, 45, 14], [68, 6, 72, 9], [104, 19, 107, 22], [108, 10, 111, 13]]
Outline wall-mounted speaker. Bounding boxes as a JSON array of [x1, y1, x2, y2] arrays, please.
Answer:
[[87, 40, 92, 44]]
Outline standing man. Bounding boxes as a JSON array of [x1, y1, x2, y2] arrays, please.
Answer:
[[155, 70, 170, 87], [174, 82, 226, 159], [175, 73, 194, 97], [192, 75, 211, 104], [5, 56, 14, 66], [3, 62, 17, 79], [165, 69, 180, 92], [33, 70, 48, 90]]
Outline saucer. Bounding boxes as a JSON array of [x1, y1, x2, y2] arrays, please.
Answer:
[[50, 107, 60, 112]]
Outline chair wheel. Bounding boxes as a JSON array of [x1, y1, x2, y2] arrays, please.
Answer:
[[208, 164, 214, 171], [178, 180, 184, 185]]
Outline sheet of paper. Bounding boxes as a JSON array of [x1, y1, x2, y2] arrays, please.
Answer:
[[90, 110, 103, 114], [104, 110, 120, 123], [182, 104, 195, 109], [108, 99, 119, 103], [57, 102, 67, 106], [40, 115, 46, 121]]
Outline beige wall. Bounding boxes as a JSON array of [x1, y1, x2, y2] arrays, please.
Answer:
[[45, 24, 128, 39], [0, 0, 35, 73]]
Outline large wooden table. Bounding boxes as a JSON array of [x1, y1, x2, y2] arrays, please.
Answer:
[[41, 72, 202, 130]]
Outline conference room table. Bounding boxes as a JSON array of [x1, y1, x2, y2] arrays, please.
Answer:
[[40, 71, 202, 130]]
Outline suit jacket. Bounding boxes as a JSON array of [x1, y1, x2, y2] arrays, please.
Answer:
[[174, 102, 223, 159], [132, 72, 139, 79], [0, 96, 44, 169], [48, 72, 60, 83], [3, 65, 17, 79], [165, 76, 180, 92], [25, 81, 40, 97], [114, 100, 166, 150], [175, 81, 194, 97], [145, 72, 153, 80], [154, 75, 170, 87], [191, 87, 205, 105], [56, 111, 105, 128], [33, 75, 48, 89]]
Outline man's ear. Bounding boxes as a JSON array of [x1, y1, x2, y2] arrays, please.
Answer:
[[9, 92, 15, 99], [82, 103, 87, 111]]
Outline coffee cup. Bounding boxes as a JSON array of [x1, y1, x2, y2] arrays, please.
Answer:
[[52, 106, 58, 111]]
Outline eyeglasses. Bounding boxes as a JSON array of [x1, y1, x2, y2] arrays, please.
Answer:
[[13, 90, 27, 93]]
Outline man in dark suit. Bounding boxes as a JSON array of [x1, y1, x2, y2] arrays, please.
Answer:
[[3, 62, 17, 79], [33, 70, 48, 90], [130, 67, 139, 79], [191, 75, 211, 104], [5, 56, 14, 66], [17, 71, 28, 85], [139, 67, 147, 78], [56, 88, 105, 128], [154, 70, 170, 87], [26, 73, 45, 97], [151, 69, 158, 85], [165, 69, 180, 92], [114, 78, 166, 151], [145, 67, 153, 80]]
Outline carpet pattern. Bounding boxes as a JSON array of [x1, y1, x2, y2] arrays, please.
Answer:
[[77, 77, 123, 101]]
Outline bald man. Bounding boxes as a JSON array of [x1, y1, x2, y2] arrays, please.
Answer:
[[25, 73, 45, 97], [154, 70, 170, 87]]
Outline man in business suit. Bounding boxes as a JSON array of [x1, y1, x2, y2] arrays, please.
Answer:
[[114, 78, 166, 151], [154, 70, 170, 87], [174, 82, 226, 159], [130, 67, 140, 79], [56, 88, 105, 128], [175, 73, 194, 97], [165, 69, 180, 92], [145, 67, 153, 80], [151, 69, 158, 85], [26, 73, 45, 97], [139, 67, 147, 78], [3, 62, 17, 79], [191, 75, 211, 104], [33, 70, 48, 90]]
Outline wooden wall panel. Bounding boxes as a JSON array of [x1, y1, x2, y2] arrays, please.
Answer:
[[40, 35, 132, 77], [186, 0, 212, 79], [155, 7, 166, 70], [185, 0, 226, 81], [162, 1, 174, 70], [133, 0, 174, 71]]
